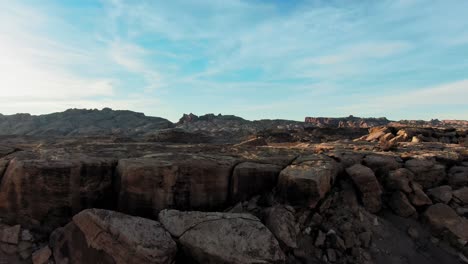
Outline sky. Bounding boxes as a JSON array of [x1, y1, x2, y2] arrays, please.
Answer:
[[0, 0, 467, 122]]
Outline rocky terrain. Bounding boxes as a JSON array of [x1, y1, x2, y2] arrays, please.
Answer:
[[304, 116, 390, 128], [0, 109, 467, 263]]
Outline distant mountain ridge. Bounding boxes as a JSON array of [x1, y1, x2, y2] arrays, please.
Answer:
[[0, 109, 466, 137], [304, 115, 390, 128], [0, 108, 173, 136]]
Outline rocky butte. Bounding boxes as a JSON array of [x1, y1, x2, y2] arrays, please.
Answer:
[[0, 108, 467, 264]]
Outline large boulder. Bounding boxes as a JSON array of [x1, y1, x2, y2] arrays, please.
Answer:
[[230, 162, 283, 203], [448, 166, 468, 188], [264, 205, 299, 249], [345, 164, 382, 213], [389, 192, 416, 217], [427, 186, 452, 204], [277, 154, 339, 207], [408, 182, 432, 207], [0, 157, 116, 231], [363, 154, 401, 177], [424, 203, 468, 241], [159, 209, 285, 264], [385, 168, 414, 193], [453, 187, 468, 205], [50, 209, 176, 264], [365, 127, 390, 141], [405, 158, 446, 188], [117, 153, 238, 217]]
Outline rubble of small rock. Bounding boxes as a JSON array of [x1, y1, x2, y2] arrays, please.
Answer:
[[0, 110, 467, 263]]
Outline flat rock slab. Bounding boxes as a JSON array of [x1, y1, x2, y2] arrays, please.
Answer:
[[51, 209, 177, 264], [159, 209, 285, 264]]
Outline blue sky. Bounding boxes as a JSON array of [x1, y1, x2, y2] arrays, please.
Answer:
[[0, 0, 467, 121]]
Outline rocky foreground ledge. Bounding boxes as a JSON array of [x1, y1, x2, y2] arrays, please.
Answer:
[[0, 127, 466, 263]]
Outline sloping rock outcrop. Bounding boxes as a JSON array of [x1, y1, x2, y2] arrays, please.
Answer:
[[50, 209, 177, 264]]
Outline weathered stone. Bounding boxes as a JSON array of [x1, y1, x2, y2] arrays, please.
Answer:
[[345, 164, 382, 213], [0, 243, 17, 255], [328, 151, 364, 168], [315, 230, 326, 247], [20, 229, 33, 242], [427, 186, 453, 204], [448, 166, 468, 188], [234, 137, 268, 147], [424, 203, 468, 241], [264, 205, 299, 248], [363, 154, 401, 176], [386, 168, 414, 193], [405, 159, 446, 188], [365, 127, 390, 141], [51, 209, 177, 264], [18, 241, 33, 259], [327, 248, 337, 262], [389, 192, 416, 217], [343, 231, 356, 249], [389, 134, 407, 145], [359, 231, 372, 248], [0, 157, 116, 231], [382, 132, 395, 142], [231, 162, 282, 203], [278, 154, 339, 207], [0, 224, 21, 244], [424, 203, 460, 231], [453, 187, 468, 205], [117, 154, 238, 217], [32, 246, 51, 264], [407, 226, 419, 239], [159, 209, 285, 264], [409, 182, 432, 207]]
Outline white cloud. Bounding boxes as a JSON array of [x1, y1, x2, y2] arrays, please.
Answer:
[[375, 79, 468, 106], [108, 41, 163, 91], [337, 80, 468, 119], [305, 41, 411, 66], [0, 2, 122, 115]]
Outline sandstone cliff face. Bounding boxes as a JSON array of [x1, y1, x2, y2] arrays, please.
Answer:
[[0, 156, 116, 232], [116, 154, 239, 217]]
